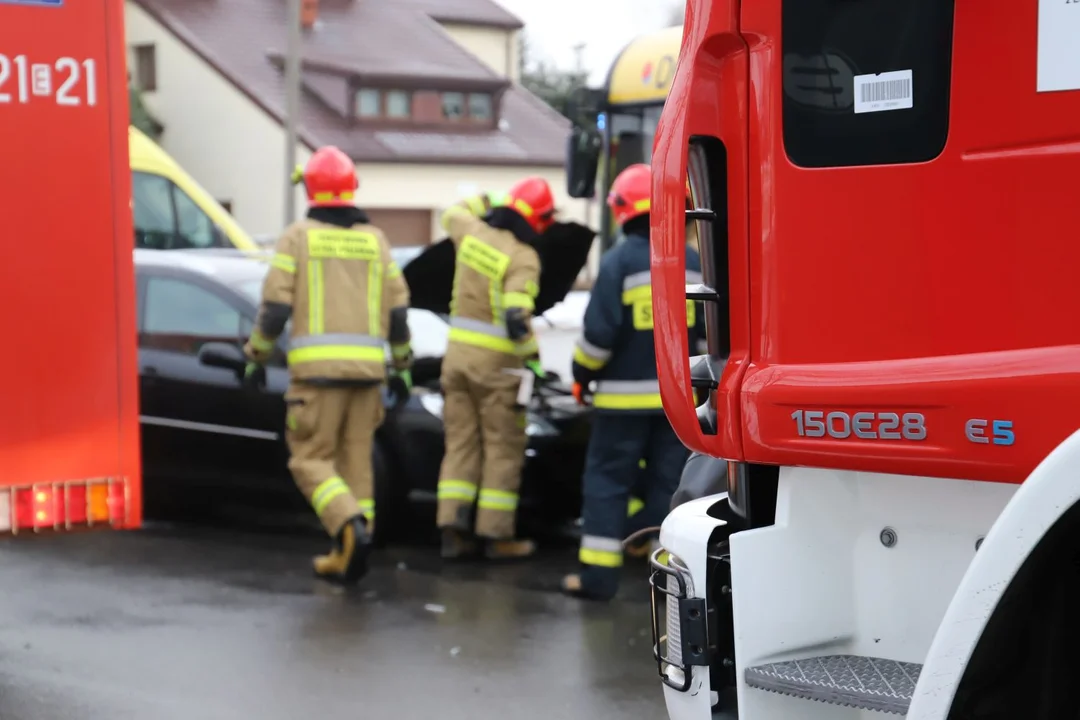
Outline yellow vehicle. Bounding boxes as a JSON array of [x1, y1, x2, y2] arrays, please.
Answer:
[[129, 126, 258, 252], [565, 25, 683, 251]]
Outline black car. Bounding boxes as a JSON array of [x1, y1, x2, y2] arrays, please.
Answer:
[[134, 247, 593, 543]]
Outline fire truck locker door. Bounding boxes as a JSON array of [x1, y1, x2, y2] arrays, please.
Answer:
[[0, 0, 131, 485]]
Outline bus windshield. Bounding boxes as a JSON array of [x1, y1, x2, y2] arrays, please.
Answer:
[[606, 106, 664, 184], [598, 105, 664, 248]]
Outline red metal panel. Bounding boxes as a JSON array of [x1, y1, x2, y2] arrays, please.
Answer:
[[653, 0, 1080, 484], [0, 0, 141, 526], [651, 0, 750, 460]]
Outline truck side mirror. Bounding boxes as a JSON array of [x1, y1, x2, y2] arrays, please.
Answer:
[[566, 126, 602, 199]]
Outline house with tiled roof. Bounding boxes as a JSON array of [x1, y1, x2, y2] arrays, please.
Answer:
[[123, 0, 583, 244]]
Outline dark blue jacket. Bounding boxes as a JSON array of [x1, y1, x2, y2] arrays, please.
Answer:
[[572, 232, 705, 413]]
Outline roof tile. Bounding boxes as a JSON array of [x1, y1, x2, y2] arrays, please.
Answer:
[[133, 0, 565, 166], [402, 0, 524, 29]]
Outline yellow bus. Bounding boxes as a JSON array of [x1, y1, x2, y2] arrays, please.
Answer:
[[566, 25, 682, 251]]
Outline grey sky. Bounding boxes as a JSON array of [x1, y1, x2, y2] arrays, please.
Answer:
[[493, 0, 680, 84]]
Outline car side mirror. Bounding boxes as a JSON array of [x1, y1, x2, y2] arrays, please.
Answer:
[[566, 125, 601, 199], [199, 342, 246, 373]]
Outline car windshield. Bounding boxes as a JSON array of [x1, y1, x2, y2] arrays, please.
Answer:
[[232, 271, 449, 359]]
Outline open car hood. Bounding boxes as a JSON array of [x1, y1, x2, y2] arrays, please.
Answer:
[[403, 221, 596, 316]]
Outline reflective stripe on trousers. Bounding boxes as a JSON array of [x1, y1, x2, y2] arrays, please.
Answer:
[[579, 535, 623, 568], [448, 316, 537, 356], [478, 488, 518, 512], [437, 479, 478, 502], [436, 481, 518, 512], [311, 476, 350, 517], [592, 379, 663, 410], [287, 333, 386, 365]]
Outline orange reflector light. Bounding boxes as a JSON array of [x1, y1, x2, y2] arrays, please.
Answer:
[[88, 484, 110, 523]]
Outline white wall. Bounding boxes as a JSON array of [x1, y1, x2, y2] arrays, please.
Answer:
[[439, 23, 519, 81], [354, 162, 586, 239], [125, 1, 311, 237]]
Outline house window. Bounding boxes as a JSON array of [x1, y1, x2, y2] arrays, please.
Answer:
[[386, 90, 411, 118], [467, 93, 493, 121], [356, 88, 381, 117], [441, 92, 465, 120], [134, 44, 157, 92]]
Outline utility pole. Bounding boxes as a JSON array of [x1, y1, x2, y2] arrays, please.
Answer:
[[571, 42, 593, 233], [284, 0, 302, 226]]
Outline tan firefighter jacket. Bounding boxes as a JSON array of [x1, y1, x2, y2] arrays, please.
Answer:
[[243, 218, 411, 382], [441, 195, 540, 362]]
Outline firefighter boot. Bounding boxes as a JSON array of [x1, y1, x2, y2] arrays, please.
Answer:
[[483, 538, 537, 561], [440, 528, 480, 560], [313, 516, 371, 584]]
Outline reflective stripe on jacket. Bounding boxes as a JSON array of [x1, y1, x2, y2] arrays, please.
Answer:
[[254, 219, 410, 382], [440, 204, 540, 359]]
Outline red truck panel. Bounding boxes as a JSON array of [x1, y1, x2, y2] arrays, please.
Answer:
[[653, 0, 1080, 484], [0, 0, 140, 529]]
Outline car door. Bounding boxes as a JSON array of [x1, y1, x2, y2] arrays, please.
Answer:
[[237, 315, 293, 492], [138, 270, 270, 489]]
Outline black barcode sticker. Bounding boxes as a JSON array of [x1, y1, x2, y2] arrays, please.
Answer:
[[853, 70, 914, 114]]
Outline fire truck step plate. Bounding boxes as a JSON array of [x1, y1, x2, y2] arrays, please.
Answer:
[[744, 654, 922, 715]]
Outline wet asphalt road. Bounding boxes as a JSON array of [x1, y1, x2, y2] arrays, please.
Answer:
[[0, 523, 666, 720]]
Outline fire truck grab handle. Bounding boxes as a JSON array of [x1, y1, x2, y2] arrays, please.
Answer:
[[649, 0, 748, 458]]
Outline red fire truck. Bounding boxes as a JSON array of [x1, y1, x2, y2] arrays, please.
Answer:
[[1, 0, 141, 533], [646, 0, 1080, 718]]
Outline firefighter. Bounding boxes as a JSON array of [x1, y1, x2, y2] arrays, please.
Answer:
[[562, 163, 704, 600], [436, 177, 556, 561], [243, 146, 412, 585]]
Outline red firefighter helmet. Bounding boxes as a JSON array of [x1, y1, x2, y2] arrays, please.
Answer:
[[607, 163, 652, 227], [506, 176, 556, 234], [303, 146, 358, 207]]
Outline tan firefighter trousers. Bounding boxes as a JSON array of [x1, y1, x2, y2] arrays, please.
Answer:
[[437, 359, 529, 539], [285, 381, 385, 537]]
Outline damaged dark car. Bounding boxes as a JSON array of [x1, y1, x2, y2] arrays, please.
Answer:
[[135, 221, 597, 544]]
